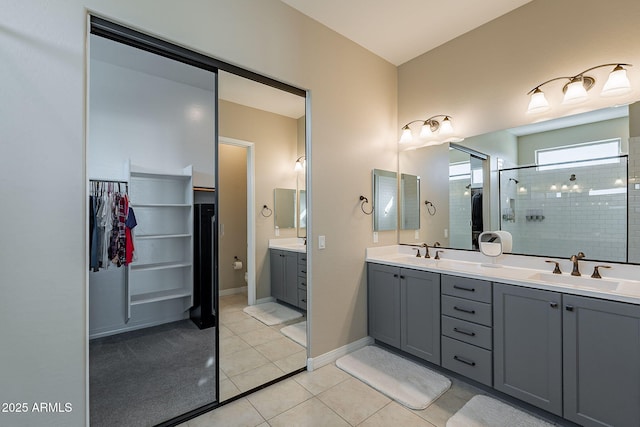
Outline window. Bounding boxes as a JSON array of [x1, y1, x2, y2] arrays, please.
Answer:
[[449, 161, 470, 180], [535, 138, 620, 170]]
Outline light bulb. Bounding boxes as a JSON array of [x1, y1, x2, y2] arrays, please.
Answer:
[[563, 79, 589, 104], [294, 160, 304, 172], [439, 117, 454, 135], [527, 88, 550, 113], [400, 126, 413, 143], [601, 65, 631, 97], [419, 121, 434, 138]]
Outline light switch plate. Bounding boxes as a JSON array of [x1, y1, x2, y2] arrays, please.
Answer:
[[318, 235, 326, 249], [373, 232, 378, 243], [444, 228, 448, 238]]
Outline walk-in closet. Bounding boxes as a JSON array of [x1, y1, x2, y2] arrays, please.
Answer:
[[87, 18, 308, 426]]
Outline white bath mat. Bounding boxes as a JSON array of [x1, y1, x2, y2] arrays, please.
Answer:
[[336, 345, 451, 410], [446, 395, 555, 427], [280, 321, 307, 347], [243, 302, 302, 326]]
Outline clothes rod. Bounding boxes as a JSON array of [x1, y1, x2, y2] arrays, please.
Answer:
[[193, 186, 215, 192], [90, 178, 128, 183]]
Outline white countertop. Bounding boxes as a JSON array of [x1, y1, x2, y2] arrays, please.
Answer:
[[366, 245, 640, 305], [268, 238, 307, 253]]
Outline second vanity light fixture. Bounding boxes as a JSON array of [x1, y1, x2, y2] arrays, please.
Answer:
[[399, 115, 457, 145], [294, 155, 306, 172], [527, 63, 633, 114]]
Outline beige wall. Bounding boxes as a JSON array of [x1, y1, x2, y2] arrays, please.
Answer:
[[219, 99, 301, 300], [1, 1, 397, 425], [399, 0, 640, 139], [218, 143, 248, 291]]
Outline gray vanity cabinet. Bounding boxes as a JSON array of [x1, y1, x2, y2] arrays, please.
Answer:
[[401, 268, 440, 364], [367, 263, 401, 347], [270, 249, 298, 306], [367, 263, 440, 363], [563, 295, 640, 427], [493, 283, 563, 416]]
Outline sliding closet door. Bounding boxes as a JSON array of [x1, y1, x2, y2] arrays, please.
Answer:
[[87, 24, 218, 426]]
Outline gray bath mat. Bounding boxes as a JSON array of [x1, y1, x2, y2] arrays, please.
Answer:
[[447, 395, 555, 427], [280, 321, 307, 347], [243, 302, 302, 326], [336, 345, 451, 410]]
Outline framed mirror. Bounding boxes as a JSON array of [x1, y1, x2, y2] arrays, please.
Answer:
[[373, 169, 398, 231]]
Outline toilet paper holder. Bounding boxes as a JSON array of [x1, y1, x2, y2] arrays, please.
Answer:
[[233, 256, 243, 270]]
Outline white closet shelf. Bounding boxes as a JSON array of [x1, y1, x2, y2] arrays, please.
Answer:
[[130, 171, 191, 180], [130, 261, 192, 271], [136, 233, 192, 240], [130, 288, 192, 305]]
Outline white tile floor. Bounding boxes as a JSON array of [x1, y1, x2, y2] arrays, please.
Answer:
[[185, 293, 557, 427], [218, 293, 307, 401], [183, 363, 487, 427]]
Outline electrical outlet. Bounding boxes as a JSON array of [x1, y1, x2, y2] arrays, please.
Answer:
[[373, 232, 378, 243], [318, 235, 326, 249], [275, 226, 280, 237], [444, 228, 448, 238], [414, 230, 419, 240]]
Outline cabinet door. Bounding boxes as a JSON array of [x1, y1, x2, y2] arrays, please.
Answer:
[[283, 250, 298, 306], [563, 295, 640, 427], [401, 269, 440, 364], [493, 283, 562, 416], [270, 250, 285, 300], [367, 263, 401, 347]]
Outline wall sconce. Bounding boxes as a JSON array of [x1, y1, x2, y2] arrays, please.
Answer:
[[399, 115, 457, 144], [527, 63, 632, 114], [294, 155, 306, 172]]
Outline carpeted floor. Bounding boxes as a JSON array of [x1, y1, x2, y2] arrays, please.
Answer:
[[90, 320, 216, 427]]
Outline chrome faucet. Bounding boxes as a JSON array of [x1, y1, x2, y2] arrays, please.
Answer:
[[570, 252, 586, 276]]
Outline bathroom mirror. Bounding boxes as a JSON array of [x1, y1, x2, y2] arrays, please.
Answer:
[[400, 173, 420, 230], [298, 189, 307, 231], [373, 169, 398, 231], [399, 104, 639, 263], [274, 187, 296, 229]]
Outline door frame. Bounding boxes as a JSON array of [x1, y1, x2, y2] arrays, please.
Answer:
[[219, 136, 256, 306]]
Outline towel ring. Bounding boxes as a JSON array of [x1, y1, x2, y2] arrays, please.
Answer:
[[360, 195, 373, 215], [425, 200, 436, 216], [261, 204, 273, 217]]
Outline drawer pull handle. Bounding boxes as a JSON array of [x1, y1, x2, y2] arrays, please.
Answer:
[[453, 327, 476, 337], [301, 299, 306, 303], [453, 285, 475, 292], [400, 275, 405, 279], [453, 355, 476, 366], [453, 306, 476, 314], [550, 302, 558, 308], [566, 305, 574, 312], [301, 270, 306, 274], [393, 274, 399, 278]]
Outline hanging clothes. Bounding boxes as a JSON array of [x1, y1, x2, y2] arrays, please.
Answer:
[[125, 201, 137, 265], [89, 180, 133, 271]]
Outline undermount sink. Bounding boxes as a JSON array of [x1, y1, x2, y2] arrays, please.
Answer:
[[528, 272, 620, 291]]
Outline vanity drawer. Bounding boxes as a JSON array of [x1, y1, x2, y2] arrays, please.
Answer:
[[442, 336, 492, 386], [297, 263, 307, 278], [298, 288, 307, 310], [297, 277, 307, 290], [442, 275, 492, 303], [442, 295, 492, 326], [442, 315, 492, 350]]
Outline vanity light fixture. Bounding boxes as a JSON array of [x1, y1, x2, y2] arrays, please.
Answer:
[[399, 115, 456, 144], [527, 63, 633, 114], [294, 155, 306, 172]]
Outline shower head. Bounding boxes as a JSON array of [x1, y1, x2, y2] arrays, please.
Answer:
[[569, 174, 576, 181], [509, 178, 519, 184]]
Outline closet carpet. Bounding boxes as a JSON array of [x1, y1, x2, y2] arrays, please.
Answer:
[[90, 320, 216, 427]]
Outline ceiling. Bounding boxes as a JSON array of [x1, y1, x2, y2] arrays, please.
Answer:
[[280, 0, 533, 66]]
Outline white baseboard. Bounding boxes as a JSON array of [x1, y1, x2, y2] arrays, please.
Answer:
[[306, 336, 374, 371], [219, 286, 247, 297]]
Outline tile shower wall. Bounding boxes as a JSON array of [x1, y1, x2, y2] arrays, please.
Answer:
[[630, 137, 640, 263], [501, 159, 627, 262], [450, 179, 472, 249]]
